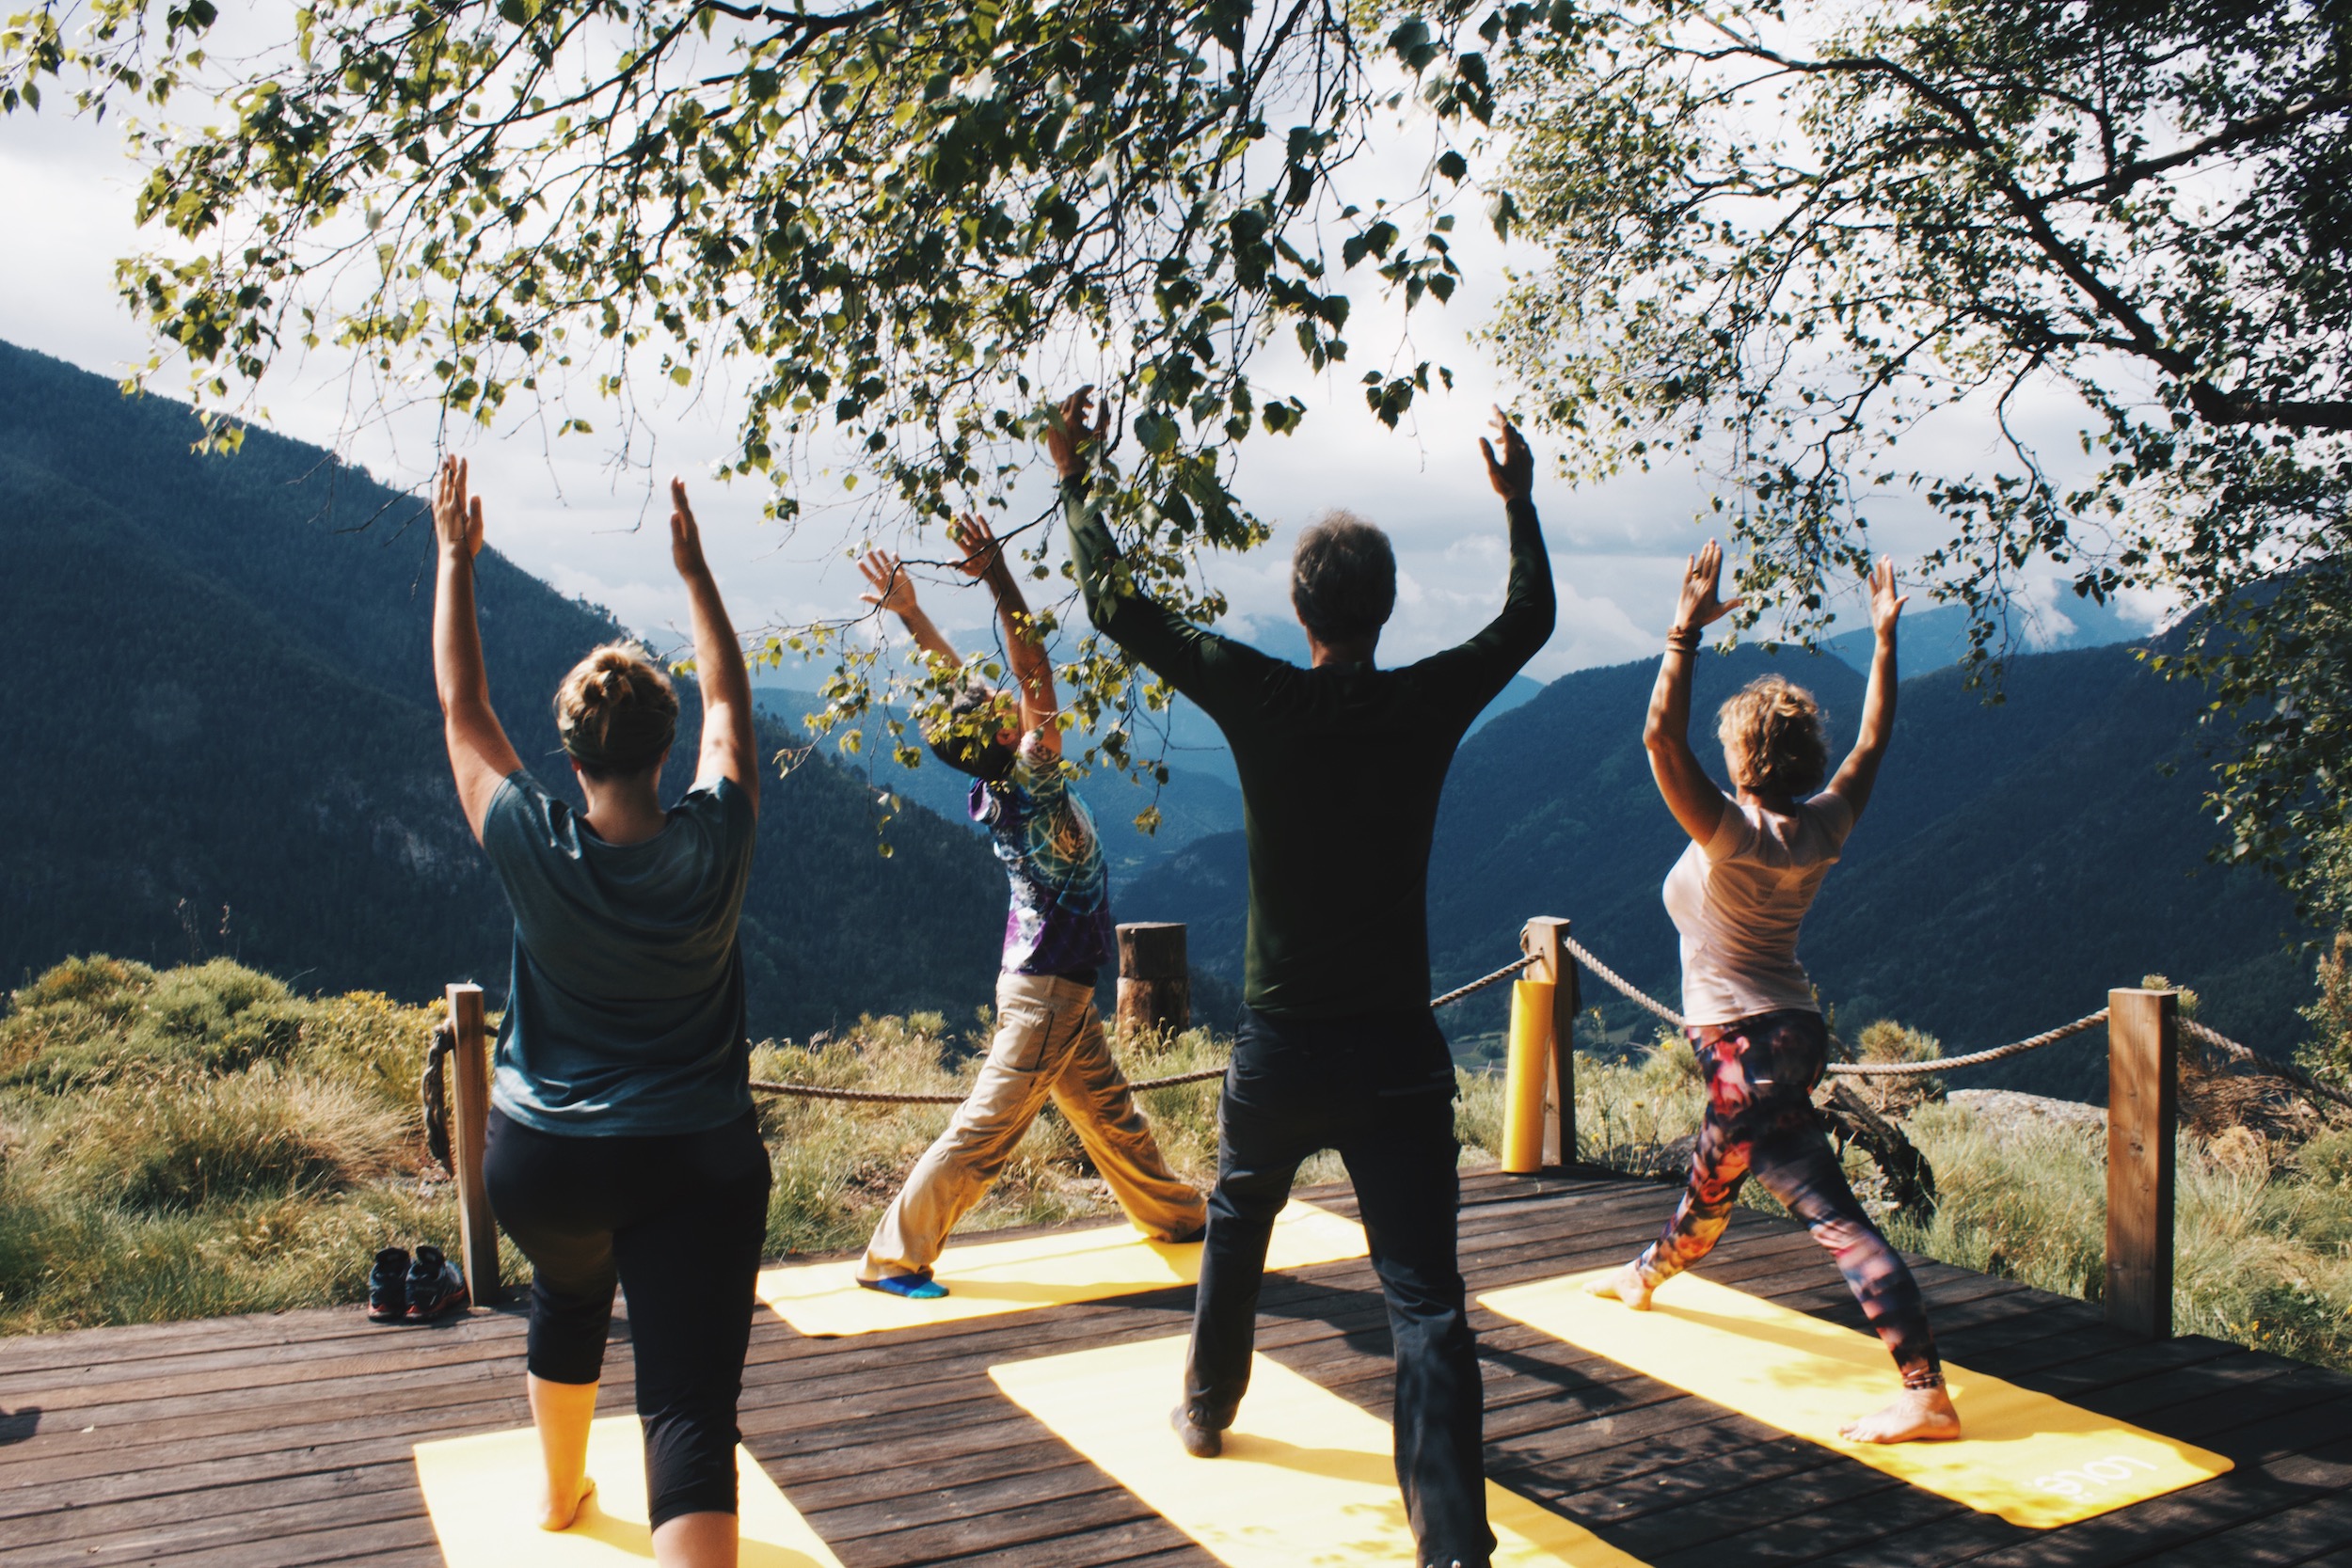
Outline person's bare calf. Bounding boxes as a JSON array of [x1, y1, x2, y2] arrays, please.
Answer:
[[1838, 1384, 1961, 1444], [1584, 1259, 1655, 1310]]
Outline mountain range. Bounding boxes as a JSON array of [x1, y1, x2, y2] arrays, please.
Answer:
[[1, 335, 2313, 1100], [0, 341, 1003, 1038]]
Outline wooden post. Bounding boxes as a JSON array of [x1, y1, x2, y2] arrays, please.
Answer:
[[1521, 917, 1579, 1169], [2106, 987, 2178, 1339], [1501, 979, 1555, 1174], [444, 983, 501, 1308], [1117, 923, 1190, 1040]]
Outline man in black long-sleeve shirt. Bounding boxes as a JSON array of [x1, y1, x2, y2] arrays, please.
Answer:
[[1051, 392, 1555, 1568]]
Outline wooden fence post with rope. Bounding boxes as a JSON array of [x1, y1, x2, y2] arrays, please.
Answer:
[[2106, 988, 2179, 1339], [443, 982, 501, 1308], [1521, 917, 1579, 1170]]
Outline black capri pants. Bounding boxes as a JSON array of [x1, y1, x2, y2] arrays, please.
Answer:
[[484, 1106, 772, 1528]]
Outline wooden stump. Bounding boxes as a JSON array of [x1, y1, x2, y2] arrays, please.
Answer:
[[1117, 922, 1189, 1040]]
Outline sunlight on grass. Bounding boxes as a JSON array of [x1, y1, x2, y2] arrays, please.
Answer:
[[6, 958, 2347, 1372]]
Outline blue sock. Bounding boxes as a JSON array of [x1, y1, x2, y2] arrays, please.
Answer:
[[858, 1273, 947, 1300]]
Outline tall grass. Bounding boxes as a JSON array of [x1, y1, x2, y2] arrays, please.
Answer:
[[0, 957, 516, 1333], [8, 958, 2347, 1375]]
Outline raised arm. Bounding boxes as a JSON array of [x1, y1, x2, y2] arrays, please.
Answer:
[[1645, 540, 1744, 846], [431, 457, 525, 843], [1417, 410, 1557, 707], [1824, 557, 1907, 818], [671, 480, 758, 816], [951, 511, 1060, 755], [1048, 387, 1268, 713], [857, 547, 963, 670]]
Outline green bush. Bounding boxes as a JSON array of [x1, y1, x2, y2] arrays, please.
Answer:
[[32, 1067, 406, 1212]]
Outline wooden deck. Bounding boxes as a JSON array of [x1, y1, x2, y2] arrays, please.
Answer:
[[4, 1167, 2349, 1567]]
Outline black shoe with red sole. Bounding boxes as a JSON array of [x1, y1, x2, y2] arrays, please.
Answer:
[[367, 1247, 409, 1323], [404, 1244, 469, 1321]]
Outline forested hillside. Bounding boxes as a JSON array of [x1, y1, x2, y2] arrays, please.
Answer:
[[1124, 641, 2315, 1099], [0, 341, 1002, 1036]]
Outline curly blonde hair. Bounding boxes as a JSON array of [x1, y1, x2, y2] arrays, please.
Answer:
[[553, 642, 678, 778], [1716, 675, 1826, 798]]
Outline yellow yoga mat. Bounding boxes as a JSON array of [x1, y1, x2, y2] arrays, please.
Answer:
[[414, 1417, 840, 1567], [758, 1199, 1366, 1338], [1479, 1270, 2232, 1528], [990, 1334, 1649, 1568]]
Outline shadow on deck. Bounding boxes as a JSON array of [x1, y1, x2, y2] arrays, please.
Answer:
[[3, 1168, 2348, 1567]]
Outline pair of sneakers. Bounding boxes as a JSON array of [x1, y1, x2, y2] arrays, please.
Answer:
[[368, 1244, 469, 1323]]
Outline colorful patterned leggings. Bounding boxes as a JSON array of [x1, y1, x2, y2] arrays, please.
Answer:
[[1636, 1008, 1945, 1390]]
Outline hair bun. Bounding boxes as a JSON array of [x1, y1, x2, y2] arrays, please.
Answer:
[[554, 641, 680, 776]]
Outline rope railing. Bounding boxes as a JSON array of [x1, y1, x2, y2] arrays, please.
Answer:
[[2181, 1018, 2352, 1116], [1826, 1011, 2109, 1077], [428, 917, 2341, 1344], [1560, 928, 2351, 1105], [650, 927, 2352, 1112], [746, 953, 1543, 1105], [1565, 927, 2119, 1077]]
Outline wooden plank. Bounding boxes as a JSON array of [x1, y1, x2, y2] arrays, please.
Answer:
[[2106, 988, 2178, 1340], [4, 1169, 2351, 1568], [0, 1310, 529, 1402]]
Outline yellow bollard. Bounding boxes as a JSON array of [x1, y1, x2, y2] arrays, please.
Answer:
[[1502, 978, 1556, 1174]]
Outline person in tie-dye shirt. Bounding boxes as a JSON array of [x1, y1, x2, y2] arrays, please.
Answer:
[[851, 513, 1205, 1299]]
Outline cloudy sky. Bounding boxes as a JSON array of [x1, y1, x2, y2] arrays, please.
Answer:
[[0, 55, 2151, 683]]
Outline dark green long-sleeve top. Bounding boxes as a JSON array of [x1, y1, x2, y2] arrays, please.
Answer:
[[1066, 482, 1555, 1020]]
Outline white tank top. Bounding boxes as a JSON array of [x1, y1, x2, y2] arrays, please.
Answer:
[[1661, 790, 1854, 1027]]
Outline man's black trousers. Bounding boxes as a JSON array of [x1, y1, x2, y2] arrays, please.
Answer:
[[1184, 1007, 1494, 1568]]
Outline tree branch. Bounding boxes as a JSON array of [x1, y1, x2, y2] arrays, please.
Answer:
[[2039, 91, 2352, 206]]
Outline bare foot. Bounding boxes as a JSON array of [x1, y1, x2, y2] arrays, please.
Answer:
[[1584, 1261, 1655, 1311], [537, 1474, 596, 1532], [1839, 1386, 1961, 1444]]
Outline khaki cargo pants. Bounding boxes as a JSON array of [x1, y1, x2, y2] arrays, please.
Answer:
[[861, 971, 1207, 1281]]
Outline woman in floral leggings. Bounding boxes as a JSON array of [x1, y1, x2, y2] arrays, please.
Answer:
[[1590, 540, 1959, 1446]]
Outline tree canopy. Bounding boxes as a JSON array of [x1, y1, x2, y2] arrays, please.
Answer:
[[1491, 0, 2352, 924], [8, 0, 2351, 913], [0, 0, 1533, 781]]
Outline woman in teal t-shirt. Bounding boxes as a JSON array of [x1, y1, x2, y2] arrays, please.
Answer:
[[430, 456, 766, 1568]]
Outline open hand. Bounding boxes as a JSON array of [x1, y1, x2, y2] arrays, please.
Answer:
[[1044, 386, 1113, 481], [857, 548, 919, 617], [433, 456, 484, 559], [669, 478, 709, 580], [1673, 539, 1744, 637], [1479, 406, 1533, 501], [950, 511, 1008, 581], [1867, 555, 1908, 641]]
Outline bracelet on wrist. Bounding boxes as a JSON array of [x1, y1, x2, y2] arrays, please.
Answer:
[[1664, 627, 1701, 652]]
